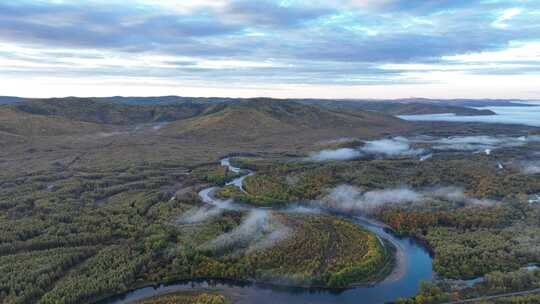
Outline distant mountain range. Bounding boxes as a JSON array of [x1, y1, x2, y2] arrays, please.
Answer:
[[1, 96, 535, 117], [0, 96, 24, 104], [1, 95, 531, 105], [0, 97, 410, 142]]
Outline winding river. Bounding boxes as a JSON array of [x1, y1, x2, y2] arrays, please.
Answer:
[[105, 158, 434, 304]]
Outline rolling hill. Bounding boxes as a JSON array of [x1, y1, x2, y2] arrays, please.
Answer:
[[4, 96, 514, 116], [0, 107, 109, 137], [5, 98, 411, 139], [13, 98, 218, 125], [295, 100, 496, 116], [160, 99, 410, 142], [0, 98, 412, 175], [0, 96, 23, 104]]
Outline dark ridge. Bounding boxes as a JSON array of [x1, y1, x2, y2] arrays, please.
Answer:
[[12, 97, 214, 125]]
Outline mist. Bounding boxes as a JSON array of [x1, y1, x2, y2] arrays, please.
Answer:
[[419, 153, 433, 161], [203, 209, 291, 253], [285, 204, 322, 214], [177, 187, 241, 224], [152, 122, 168, 131], [361, 137, 424, 157], [308, 148, 362, 161], [96, 131, 128, 138], [428, 186, 496, 206], [320, 185, 424, 213], [306, 134, 539, 162], [308, 137, 424, 161], [320, 184, 496, 213], [425, 135, 539, 152], [399, 106, 540, 127], [521, 161, 540, 174], [177, 205, 225, 224]]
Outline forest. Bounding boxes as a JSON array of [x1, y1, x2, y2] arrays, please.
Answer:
[[216, 147, 540, 281], [0, 154, 391, 303], [135, 291, 230, 304], [1, 99, 540, 303], [397, 268, 540, 303]]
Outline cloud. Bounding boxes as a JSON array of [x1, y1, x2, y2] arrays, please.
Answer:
[[320, 185, 424, 213], [493, 8, 523, 29], [362, 188, 424, 205], [308, 148, 362, 162], [0, 2, 242, 51], [520, 161, 540, 174], [428, 186, 496, 206], [177, 205, 225, 224], [353, 135, 540, 157], [226, 0, 334, 27], [343, 0, 482, 14], [1, 0, 540, 97], [361, 137, 424, 156], [285, 204, 322, 214], [203, 209, 290, 253], [177, 187, 241, 224], [425, 135, 538, 152], [307, 134, 540, 163], [320, 184, 496, 213], [308, 137, 425, 161]]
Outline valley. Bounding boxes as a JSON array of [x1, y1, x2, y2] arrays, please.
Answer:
[[1, 98, 539, 304]]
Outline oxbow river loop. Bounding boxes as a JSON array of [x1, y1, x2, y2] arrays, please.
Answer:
[[105, 158, 434, 304]]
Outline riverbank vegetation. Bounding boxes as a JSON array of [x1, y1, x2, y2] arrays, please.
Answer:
[[134, 291, 230, 304], [249, 214, 392, 287], [0, 158, 391, 303], [192, 164, 242, 186], [397, 268, 540, 303], [224, 151, 540, 280], [2, 149, 538, 302], [140, 213, 391, 288]]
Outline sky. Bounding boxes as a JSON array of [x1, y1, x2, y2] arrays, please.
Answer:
[[1, 0, 539, 99]]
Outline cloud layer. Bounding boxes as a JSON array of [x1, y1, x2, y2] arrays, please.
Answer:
[[320, 184, 496, 213], [308, 148, 362, 161], [203, 209, 290, 254], [1, 0, 540, 98], [308, 137, 423, 161], [361, 137, 424, 156], [309, 134, 540, 162]]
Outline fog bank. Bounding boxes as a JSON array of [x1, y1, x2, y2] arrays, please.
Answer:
[[308, 148, 362, 161], [203, 209, 290, 253], [177, 187, 240, 224], [399, 105, 540, 127], [320, 185, 496, 213], [520, 161, 540, 174], [361, 137, 423, 157]]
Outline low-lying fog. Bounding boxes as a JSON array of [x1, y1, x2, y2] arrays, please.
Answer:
[[520, 161, 540, 174], [399, 103, 540, 127], [94, 122, 169, 139], [308, 137, 422, 161], [317, 185, 496, 214], [308, 135, 540, 162], [201, 209, 291, 254]]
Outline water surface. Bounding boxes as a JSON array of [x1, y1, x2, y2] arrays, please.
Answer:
[[399, 103, 540, 127], [105, 159, 434, 304]]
